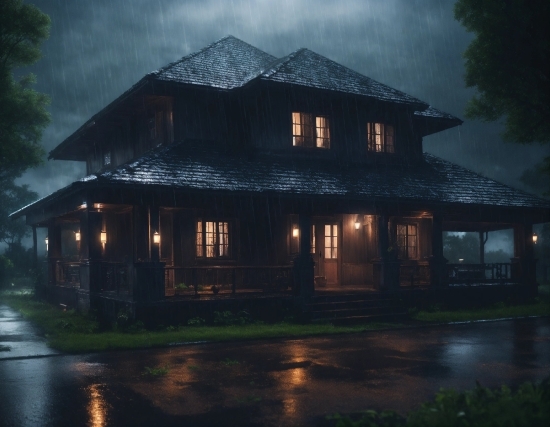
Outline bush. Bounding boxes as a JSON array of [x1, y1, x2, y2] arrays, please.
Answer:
[[213, 310, 251, 326], [328, 378, 550, 427]]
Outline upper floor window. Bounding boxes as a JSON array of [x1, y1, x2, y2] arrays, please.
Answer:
[[367, 123, 394, 153], [292, 112, 330, 149], [396, 224, 417, 260], [196, 220, 230, 258]]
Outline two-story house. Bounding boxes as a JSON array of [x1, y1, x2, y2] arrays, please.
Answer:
[[12, 36, 549, 321]]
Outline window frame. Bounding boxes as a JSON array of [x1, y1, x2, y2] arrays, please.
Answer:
[[292, 112, 331, 149], [396, 223, 418, 260], [196, 219, 232, 259], [367, 122, 395, 153]]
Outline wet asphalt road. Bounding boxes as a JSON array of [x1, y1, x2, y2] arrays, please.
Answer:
[[0, 315, 549, 427]]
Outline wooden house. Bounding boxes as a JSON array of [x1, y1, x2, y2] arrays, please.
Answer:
[[11, 36, 549, 320]]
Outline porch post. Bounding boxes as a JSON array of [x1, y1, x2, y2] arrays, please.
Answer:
[[522, 223, 537, 296], [134, 204, 165, 302], [512, 224, 537, 296], [429, 213, 448, 288], [47, 223, 62, 287], [293, 213, 314, 299], [85, 210, 104, 294], [32, 225, 37, 271], [375, 215, 400, 292], [479, 231, 486, 265]]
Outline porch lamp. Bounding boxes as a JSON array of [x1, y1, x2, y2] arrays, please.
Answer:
[[292, 226, 299, 238], [100, 231, 107, 245], [75, 231, 81, 242], [153, 231, 160, 244], [354, 219, 361, 230], [533, 233, 538, 244], [45, 236, 49, 252]]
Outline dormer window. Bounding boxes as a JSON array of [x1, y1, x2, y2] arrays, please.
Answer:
[[292, 112, 330, 149], [367, 123, 394, 153]]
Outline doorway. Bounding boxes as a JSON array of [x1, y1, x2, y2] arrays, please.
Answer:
[[312, 221, 340, 287]]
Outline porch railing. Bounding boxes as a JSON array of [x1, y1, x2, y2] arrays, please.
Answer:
[[99, 262, 130, 294], [399, 263, 430, 287], [164, 265, 294, 296], [447, 263, 513, 285], [55, 261, 81, 288]]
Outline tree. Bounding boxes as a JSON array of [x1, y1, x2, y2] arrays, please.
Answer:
[[0, 181, 37, 247], [454, 0, 550, 186], [0, 1, 50, 249], [443, 232, 480, 263]]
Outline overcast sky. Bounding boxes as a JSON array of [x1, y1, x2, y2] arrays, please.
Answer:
[[19, 0, 546, 222]]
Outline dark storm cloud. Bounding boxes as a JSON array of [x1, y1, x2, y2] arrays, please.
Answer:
[[18, 0, 546, 198]]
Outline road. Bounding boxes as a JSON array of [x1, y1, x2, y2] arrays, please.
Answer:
[[1, 307, 549, 426]]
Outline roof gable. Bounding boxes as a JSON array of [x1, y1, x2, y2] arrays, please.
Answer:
[[153, 35, 276, 89], [257, 48, 428, 107]]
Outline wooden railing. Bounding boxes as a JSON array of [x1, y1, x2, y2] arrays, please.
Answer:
[[164, 265, 294, 296], [55, 261, 81, 287], [447, 263, 513, 285], [98, 262, 130, 294], [399, 263, 430, 287]]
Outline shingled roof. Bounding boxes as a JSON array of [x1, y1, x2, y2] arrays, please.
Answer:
[[153, 36, 276, 89], [257, 48, 428, 107]]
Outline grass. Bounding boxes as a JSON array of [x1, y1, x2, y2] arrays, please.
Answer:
[[0, 290, 397, 353], [410, 290, 550, 323], [1, 287, 549, 354]]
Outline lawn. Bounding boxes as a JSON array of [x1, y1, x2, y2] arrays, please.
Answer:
[[1, 287, 549, 354]]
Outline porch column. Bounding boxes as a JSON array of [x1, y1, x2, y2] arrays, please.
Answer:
[[429, 213, 448, 288], [293, 213, 314, 299], [133, 204, 165, 302], [82, 210, 104, 294], [479, 231, 487, 264], [374, 215, 400, 291], [513, 223, 537, 296], [32, 225, 37, 272], [47, 223, 62, 287]]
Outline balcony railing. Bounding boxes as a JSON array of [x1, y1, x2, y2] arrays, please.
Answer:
[[447, 263, 513, 285], [164, 265, 294, 296]]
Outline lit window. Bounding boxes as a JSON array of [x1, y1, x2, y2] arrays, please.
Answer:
[[197, 220, 230, 258], [292, 112, 330, 149], [367, 123, 394, 153], [324, 224, 338, 259], [311, 224, 316, 254], [396, 224, 417, 259]]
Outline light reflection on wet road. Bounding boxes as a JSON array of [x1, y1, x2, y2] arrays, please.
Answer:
[[0, 318, 549, 427]]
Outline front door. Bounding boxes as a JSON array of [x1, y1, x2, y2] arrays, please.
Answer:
[[312, 222, 339, 287]]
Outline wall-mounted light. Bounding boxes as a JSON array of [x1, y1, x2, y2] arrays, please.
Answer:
[[458, 258, 464, 263], [45, 237, 49, 252], [153, 231, 160, 244], [100, 231, 107, 244], [75, 231, 81, 242], [292, 226, 299, 238], [94, 203, 102, 210], [354, 220, 361, 230], [533, 233, 538, 244]]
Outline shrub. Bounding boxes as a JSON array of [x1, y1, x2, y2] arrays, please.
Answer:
[[187, 316, 206, 326], [327, 378, 550, 427], [213, 310, 251, 326]]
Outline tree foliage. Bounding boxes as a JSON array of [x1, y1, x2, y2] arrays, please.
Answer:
[[0, 0, 50, 181], [454, 0, 550, 190], [0, 1, 50, 250], [0, 181, 37, 246]]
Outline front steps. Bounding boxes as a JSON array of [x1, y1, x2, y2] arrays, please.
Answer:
[[305, 292, 408, 324]]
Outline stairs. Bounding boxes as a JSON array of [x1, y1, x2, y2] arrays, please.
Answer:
[[305, 292, 408, 324]]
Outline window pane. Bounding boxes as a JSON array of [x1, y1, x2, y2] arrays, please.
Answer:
[[316, 116, 330, 149], [311, 224, 316, 254], [196, 221, 203, 257], [385, 125, 395, 153], [205, 221, 215, 258], [292, 112, 302, 146], [218, 222, 229, 257]]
